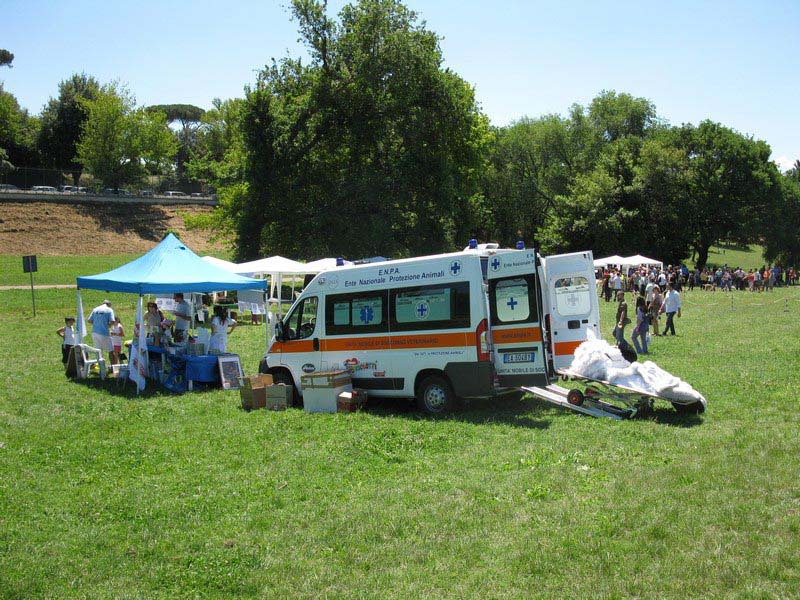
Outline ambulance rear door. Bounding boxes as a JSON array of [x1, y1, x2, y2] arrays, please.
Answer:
[[542, 251, 600, 372], [486, 250, 548, 388]]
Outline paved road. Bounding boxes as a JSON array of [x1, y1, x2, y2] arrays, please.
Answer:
[[0, 284, 76, 290]]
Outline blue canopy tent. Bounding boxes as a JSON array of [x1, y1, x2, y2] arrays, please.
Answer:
[[75, 233, 266, 391], [77, 233, 266, 294]]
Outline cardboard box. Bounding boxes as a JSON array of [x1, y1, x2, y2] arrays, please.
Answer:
[[301, 370, 352, 413], [337, 389, 368, 413], [265, 383, 292, 410], [240, 374, 274, 411]]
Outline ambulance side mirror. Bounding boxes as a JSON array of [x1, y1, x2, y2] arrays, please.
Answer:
[[275, 320, 285, 341]]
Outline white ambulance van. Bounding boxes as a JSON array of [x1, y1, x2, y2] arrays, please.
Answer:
[[259, 246, 600, 412]]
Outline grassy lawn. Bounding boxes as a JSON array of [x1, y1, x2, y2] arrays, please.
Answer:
[[1, 278, 799, 597], [704, 244, 767, 271]]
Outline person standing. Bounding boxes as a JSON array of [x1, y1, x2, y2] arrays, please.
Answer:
[[110, 317, 125, 365], [662, 284, 682, 336], [172, 293, 192, 342], [88, 299, 116, 364], [631, 296, 649, 355], [614, 291, 629, 345], [649, 285, 663, 336], [57, 316, 78, 365], [209, 306, 237, 353]]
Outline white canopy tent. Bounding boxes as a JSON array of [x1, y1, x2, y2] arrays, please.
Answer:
[[620, 254, 663, 269], [200, 256, 240, 272], [594, 255, 626, 268]]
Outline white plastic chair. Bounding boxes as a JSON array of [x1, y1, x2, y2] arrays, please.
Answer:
[[76, 344, 107, 380]]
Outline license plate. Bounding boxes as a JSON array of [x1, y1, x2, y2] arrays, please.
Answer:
[[503, 351, 535, 364]]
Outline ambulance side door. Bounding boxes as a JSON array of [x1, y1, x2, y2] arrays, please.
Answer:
[[487, 251, 548, 388], [543, 251, 600, 372], [274, 295, 320, 387]]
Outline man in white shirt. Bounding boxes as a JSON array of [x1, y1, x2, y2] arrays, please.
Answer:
[[662, 284, 682, 336], [88, 299, 116, 363], [172, 293, 192, 342]]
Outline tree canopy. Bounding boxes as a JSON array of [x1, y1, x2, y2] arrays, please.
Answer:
[[38, 73, 100, 184], [0, 49, 13, 68], [76, 84, 177, 189], [199, 0, 489, 260]]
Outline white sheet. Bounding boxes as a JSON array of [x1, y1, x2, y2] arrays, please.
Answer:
[[568, 331, 706, 405]]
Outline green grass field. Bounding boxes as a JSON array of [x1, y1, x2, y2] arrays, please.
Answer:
[[1, 263, 799, 597]]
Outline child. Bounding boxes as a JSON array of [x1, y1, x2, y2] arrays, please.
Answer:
[[110, 317, 125, 365], [57, 316, 77, 364]]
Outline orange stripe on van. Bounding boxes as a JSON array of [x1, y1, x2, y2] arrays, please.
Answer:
[[273, 332, 472, 353], [554, 340, 584, 356], [492, 326, 542, 345], [271, 340, 315, 353], [323, 332, 470, 352]]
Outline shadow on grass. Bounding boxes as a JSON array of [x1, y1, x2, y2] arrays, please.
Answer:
[[639, 406, 705, 428], [367, 395, 552, 430], [74, 202, 172, 242]]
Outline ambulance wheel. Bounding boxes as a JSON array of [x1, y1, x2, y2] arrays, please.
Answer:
[[271, 369, 301, 407], [416, 375, 455, 414], [567, 388, 584, 406]]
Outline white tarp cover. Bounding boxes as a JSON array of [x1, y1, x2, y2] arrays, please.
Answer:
[[569, 331, 706, 405]]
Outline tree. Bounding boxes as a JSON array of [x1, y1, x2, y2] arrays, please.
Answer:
[[148, 104, 205, 183], [37, 73, 100, 185], [209, 0, 489, 260], [763, 175, 800, 267], [0, 49, 13, 68], [76, 84, 177, 189], [0, 83, 40, 174], [676, 121, 781, 269]]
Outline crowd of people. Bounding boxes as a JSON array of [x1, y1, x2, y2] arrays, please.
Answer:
[[59, 294, 239, 371], [599, 260, 796, 357]]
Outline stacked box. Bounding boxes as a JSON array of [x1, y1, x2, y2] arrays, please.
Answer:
[[337, 389, 368, 412], [186, 343, 206, 356], [239, 373, 273, 410], [301, 370, 352, 413], [265, 383, 293, 410]]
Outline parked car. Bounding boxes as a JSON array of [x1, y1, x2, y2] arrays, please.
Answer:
[[0, 184, 19, 191], [140, 189, 154, 197], [32, 185, 57, 192], [60, 185, 75, 193], [164, 191, 186, 197], [190, 192, 204, 198], [77, 187, 88, 193]]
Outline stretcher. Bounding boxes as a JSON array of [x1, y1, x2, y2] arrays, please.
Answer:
[[523, 369, 706, 419]]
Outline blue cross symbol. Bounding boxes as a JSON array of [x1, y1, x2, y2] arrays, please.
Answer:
[[359, 306, 374, 323], [450, 261, 461, 275], [507, 297, 518, 310], [417, 304, 428, 318], [491, 258, 501, 271]]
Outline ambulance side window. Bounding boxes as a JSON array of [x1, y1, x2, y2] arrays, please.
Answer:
[[390, 282, 470, 332], [284, 296, 318, 340], [489, 275, 538, 325], [325, 291, 388, 335]]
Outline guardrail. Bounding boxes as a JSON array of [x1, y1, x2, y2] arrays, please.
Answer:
[[0, 190, 218, 206]]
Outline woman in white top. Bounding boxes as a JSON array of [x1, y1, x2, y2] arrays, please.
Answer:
[[209, 306, 237, 353]]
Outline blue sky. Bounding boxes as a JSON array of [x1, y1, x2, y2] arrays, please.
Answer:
[[3, 0, 799, 169]]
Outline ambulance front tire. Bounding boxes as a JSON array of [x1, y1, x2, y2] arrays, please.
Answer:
[[416, 375, 455, 414], [271, 369, 301, 407]]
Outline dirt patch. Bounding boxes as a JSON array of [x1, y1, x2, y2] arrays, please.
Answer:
[[0, 202, 228, 255]]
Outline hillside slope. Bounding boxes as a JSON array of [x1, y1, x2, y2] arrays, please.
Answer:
[[0, 202, 226, 255]]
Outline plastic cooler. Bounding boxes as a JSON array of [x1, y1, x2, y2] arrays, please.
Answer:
[[301, 370, 353, 413]]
